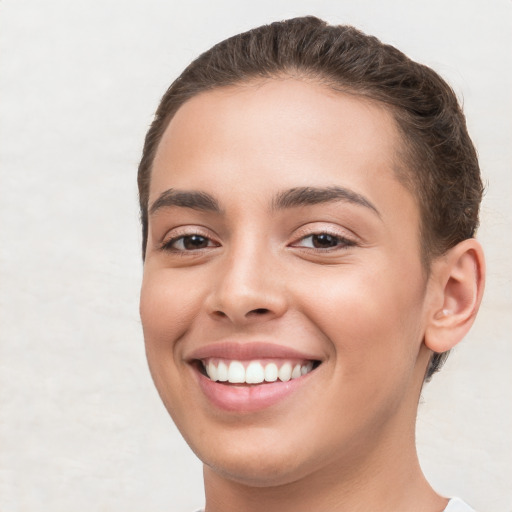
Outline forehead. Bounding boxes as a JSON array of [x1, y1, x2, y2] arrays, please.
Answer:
[[150, 78, 417, 223]]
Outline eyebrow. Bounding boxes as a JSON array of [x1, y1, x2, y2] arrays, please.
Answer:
[[271, 186, 380, 216], [149, 189, 221, 215], [149, 185, 380, 218]]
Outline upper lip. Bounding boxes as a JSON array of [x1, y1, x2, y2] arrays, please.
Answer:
[[186, 341, 322, 362]]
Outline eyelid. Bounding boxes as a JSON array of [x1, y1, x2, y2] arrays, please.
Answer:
[[289, 223, 359, 248], [290, 234, 356, 251], [159, 225, 220, 252]]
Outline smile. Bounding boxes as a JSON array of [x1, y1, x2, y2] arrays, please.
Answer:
[[188, 342, 323, 412], [201, 358, 315, 384]]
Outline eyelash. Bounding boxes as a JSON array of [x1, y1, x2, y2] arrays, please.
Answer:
[[161, 233, 219, 253], [290, 232, 356, 251], [160, 229, 356, 254]]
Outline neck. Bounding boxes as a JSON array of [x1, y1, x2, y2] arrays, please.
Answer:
[[203, 432, 446, 512]]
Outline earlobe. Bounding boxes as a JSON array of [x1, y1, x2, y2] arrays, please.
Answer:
[[424, 239, 485, 353]]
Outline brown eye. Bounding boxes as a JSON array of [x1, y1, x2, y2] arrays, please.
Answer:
[[163, 234, 218, 252], [182, 235, 210, 250], [311, 233, 339, 248], [292, 232, 355, 250]]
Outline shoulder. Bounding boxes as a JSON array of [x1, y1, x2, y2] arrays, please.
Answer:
[[444, 497, 477, 512]]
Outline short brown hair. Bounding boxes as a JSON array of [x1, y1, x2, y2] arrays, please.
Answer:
[[137, 16, 483, 379]]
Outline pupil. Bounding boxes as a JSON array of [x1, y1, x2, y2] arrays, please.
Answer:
[[313, 234, 338, 248], [184, 235, 208, 249]]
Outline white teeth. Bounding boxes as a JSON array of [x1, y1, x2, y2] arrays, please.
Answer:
[[246, 361, 265, 384], [204, 359, 316, 384], [207, 361, 218, 382], [264, 363, 278, 382], [228, 361, 245, 383], [217, 360, 228, 381], [291, 364, 301, 379], [278, 362, 292, 382]]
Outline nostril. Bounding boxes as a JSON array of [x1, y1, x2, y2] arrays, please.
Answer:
[[249, 308, 270, 315]]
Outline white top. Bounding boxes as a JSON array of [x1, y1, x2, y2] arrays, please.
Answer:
[[194, 497, 475, 512], [444, 497, 476, 511]]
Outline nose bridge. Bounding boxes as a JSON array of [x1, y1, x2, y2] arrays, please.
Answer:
[[207, 232, 287, 323]]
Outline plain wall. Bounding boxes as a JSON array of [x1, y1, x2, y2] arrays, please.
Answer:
[[1, 1, 511, 510]]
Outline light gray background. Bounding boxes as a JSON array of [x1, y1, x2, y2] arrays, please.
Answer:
[[0, 1, 510, 511]]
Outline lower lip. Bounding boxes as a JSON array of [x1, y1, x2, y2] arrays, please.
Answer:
[[195, 368, 312, 413]]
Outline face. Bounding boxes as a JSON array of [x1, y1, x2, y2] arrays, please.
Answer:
[[140, 79, 433, 486]]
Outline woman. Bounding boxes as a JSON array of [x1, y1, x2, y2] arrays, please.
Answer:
[[137, 17, 485, 511]]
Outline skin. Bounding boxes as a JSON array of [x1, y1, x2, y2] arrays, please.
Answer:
[[140, 79, 485, 512]]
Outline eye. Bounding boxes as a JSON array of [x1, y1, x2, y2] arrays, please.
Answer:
[[292, 232, 355, 250], [162, 234, 219, 252]]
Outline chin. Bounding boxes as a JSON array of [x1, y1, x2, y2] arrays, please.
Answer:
[[190, 423, 331, 488], [204, 451, 311, 488]]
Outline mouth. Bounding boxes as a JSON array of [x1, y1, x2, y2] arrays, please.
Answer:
[[193, 358, 321, 412], [196, 358, 320, 385], [187, 342, 323, 412]]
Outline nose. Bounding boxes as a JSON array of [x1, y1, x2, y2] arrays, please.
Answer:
[[204, 242, 288, 325]]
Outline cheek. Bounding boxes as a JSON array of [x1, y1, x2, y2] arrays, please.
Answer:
[[291, 266, 427, 442], [140, 269, 201, 346], [139, 269, 205, 404], [296, 261, 426, 375], [139, 269, 204, 425]]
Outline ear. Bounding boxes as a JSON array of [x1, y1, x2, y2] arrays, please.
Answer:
[[424, 239, 485, 353]]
